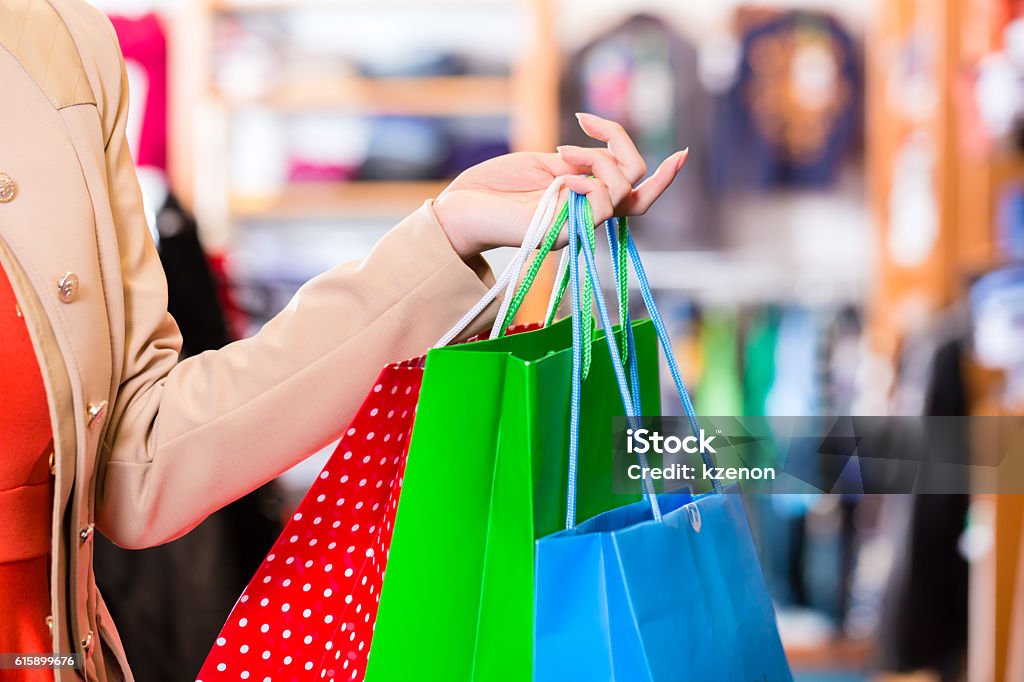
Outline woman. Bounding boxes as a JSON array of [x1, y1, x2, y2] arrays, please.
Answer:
[[0, 1, 688, 680]]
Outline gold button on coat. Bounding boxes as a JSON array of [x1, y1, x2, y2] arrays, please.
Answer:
[[82, 630, 94, 657], [57, 272, 79, 303], [87, 400, 107, 428], [0, 172, 15, 203]]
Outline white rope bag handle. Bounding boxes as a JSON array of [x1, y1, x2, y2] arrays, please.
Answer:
[[434, 177, 567, 348]]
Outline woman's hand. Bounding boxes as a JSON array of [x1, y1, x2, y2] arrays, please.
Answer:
[[434, 113, 688, 259]]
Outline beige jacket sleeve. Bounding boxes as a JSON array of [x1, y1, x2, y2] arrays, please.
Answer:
[[91, 23, 497, 549]]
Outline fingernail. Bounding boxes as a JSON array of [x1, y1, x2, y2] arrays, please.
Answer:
[[575, 112, 596, 122], [677, 148, 690, 171]]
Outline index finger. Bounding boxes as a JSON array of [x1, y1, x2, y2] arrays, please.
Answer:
[[621, 149, 688, 216], [575, 113, 648, 185]]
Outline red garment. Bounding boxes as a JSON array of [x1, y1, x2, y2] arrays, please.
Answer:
[[110, 13, 167, 171], [0, 265, 55, 681]]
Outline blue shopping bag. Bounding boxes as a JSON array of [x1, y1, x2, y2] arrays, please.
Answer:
[[535, 491, 791, 681], [533, 192, 792, 681]]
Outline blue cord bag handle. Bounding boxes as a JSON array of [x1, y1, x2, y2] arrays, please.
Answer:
[[565, 191, 722, 530], [567, 191, 659, 528]]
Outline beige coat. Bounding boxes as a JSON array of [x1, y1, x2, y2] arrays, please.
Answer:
[[0, 1, 497, 679]]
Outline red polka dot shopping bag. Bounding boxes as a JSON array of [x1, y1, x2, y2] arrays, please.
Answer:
[[197, 356, 425, 682]]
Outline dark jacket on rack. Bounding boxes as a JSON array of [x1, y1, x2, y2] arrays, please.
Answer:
[[877, 315, 970, 681], [710, 10, 862, 190], [560, 14, 719, 250]]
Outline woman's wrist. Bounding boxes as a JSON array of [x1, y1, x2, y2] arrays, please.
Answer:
[[433, 193, 480, 261]]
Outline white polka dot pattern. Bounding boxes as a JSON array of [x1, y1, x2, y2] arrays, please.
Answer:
[[197, 358, 425, 682]]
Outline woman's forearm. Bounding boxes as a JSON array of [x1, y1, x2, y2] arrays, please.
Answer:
[[97, 199, 497, 549]]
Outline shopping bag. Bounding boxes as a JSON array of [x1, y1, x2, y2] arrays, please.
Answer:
[[365, 184, 660, 681], [197, 356, 424, 682], [364, 323, 660, 681], [534, 491, 792, 681], [533, 192, 791, 681]]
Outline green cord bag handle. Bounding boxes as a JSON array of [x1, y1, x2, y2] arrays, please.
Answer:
[[496, 194, 631, 379]]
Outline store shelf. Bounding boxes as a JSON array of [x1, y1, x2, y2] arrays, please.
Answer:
[[230, 180, 450, 219], [988, 153, 1024, 184], [217, 76, 513, 116], [784, 638, 873, 669], [210, 0, 513, 11]]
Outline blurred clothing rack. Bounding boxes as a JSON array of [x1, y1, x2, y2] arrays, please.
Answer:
[[869, 0, 1024, 679]]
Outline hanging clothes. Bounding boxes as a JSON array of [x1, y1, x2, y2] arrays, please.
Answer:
[[155, 193, 233, 357], [766, 307, 825, 418], [765, 308, 829, 609], [695, 309, 744, 416], [743, 306, 781, 417], [561, 14, 719, 249], [655, 298, 701, 417], [110, 13, 168, 171], [877, 322, 970, 682], [822, 306, 864, 633], [711, 10, 862, 190]]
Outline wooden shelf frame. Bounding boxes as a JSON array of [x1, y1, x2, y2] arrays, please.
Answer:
[[209, 0, 515, 12], [230, 180, 450, 219], [213, 76, 514, 116]]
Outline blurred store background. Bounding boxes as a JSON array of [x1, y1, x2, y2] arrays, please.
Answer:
[[83, 0, 1024, 680]]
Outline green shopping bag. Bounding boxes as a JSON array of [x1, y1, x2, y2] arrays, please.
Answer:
[[366, 185, 659, 680], [365, 318, 659, 681]]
